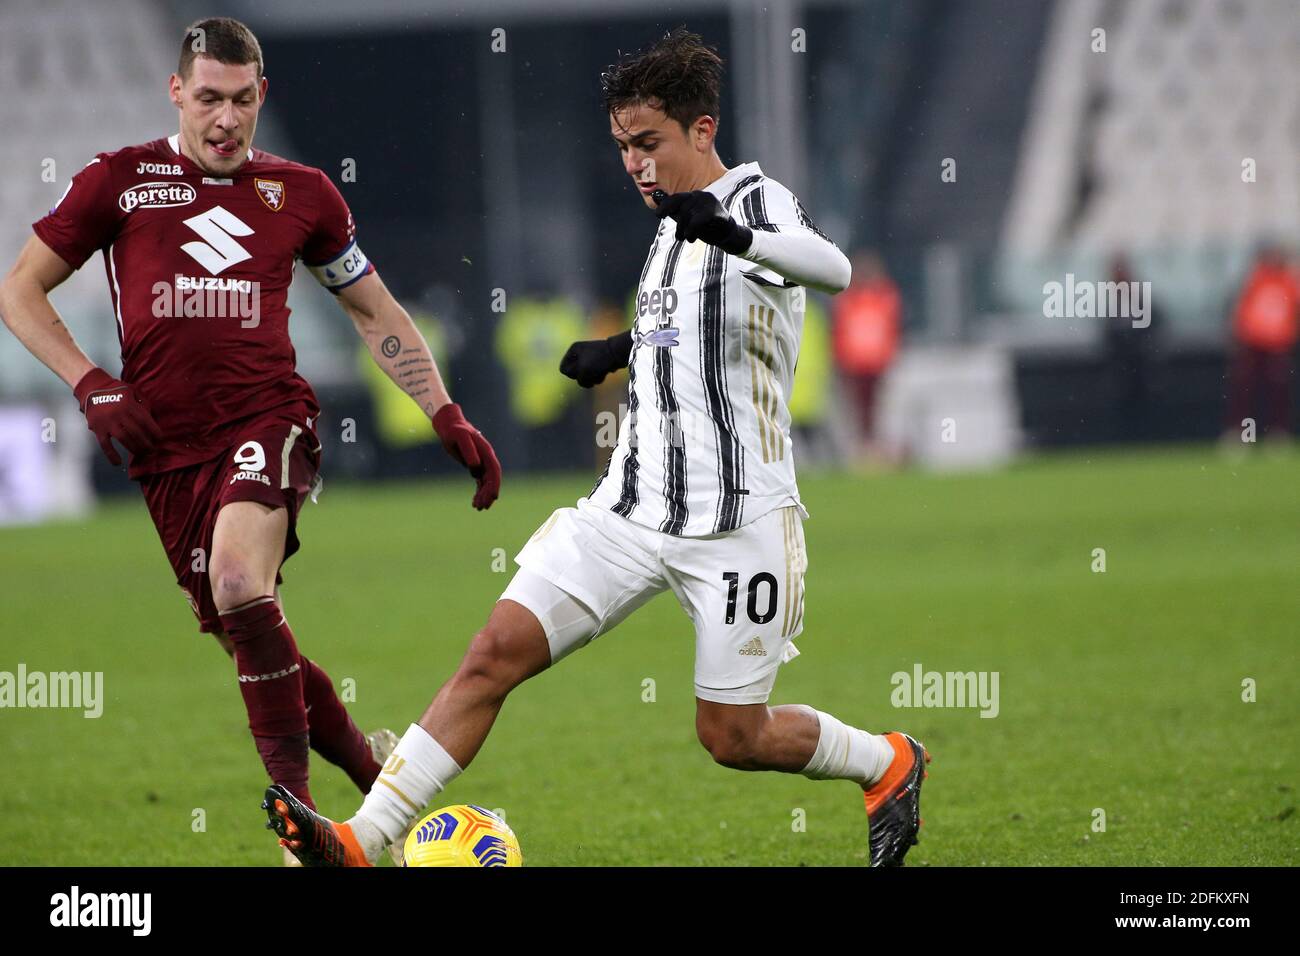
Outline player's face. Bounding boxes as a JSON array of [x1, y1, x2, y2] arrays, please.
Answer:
[[610, 103, 713, 209], [169, 57, 266, 177]]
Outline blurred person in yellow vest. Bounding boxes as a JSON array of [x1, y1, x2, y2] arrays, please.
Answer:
[[788, 293, 834, 465], [832, 250, 900, 455], [494, 295, 586, 427], [585, 298, 632, 473]]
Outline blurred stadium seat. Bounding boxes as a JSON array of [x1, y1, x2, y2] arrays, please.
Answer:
[[1001, 0, 1300, 336]]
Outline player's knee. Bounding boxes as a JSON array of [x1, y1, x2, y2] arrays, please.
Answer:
[[455, 624, 534, 698], [697, 717, 761, 769], [209, 561, 265, 612]]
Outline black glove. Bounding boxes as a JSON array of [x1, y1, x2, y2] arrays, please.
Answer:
[[653, 190, 753, 255], [559, 329, 634, 388]]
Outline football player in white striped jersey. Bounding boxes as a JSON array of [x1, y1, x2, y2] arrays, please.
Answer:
[[266, 27, 929, 868]]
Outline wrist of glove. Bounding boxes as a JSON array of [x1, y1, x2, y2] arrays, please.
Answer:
[[559, 329, 633, 388], [432, 402, 501, 510], [653, 190, 753, 255], [73, 367, 161, 468]]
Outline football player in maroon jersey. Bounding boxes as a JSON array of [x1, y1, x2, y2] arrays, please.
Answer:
[[0, 17, 500, 859]]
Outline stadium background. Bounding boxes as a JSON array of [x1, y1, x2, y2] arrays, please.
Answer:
[[0, 0, 1295, 866]]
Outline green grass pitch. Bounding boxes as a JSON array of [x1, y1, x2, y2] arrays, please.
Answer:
[[1, 445, 1296, 865]]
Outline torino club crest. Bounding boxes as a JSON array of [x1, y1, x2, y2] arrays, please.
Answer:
[[254, 178, 285, 211]]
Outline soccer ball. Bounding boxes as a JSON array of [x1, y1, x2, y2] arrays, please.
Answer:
[[402, 805, 523, 867]]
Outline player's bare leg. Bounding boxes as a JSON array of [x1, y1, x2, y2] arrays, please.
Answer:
[[695, 699, 930, 867], [695, 700, 822, 771], [415, 599, 551, 765], [271, 599, 550, 866], [210, 501, 288, 607]]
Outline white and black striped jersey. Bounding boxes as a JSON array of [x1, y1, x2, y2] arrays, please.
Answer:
[[587, 162, 850, 537]]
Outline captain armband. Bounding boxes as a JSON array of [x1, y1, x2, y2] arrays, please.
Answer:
[[306, 239, 373, 293]]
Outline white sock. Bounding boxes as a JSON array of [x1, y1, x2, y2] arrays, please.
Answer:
[[800, 710, 895, 786], [347, 814, 387, 865], [348, 723, 462, 863]]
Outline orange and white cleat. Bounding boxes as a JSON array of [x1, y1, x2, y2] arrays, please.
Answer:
[[863, 731, 931, 867], [263, 785, 372, 868]]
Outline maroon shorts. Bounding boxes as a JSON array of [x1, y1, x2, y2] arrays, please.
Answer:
[[139, 415, 322, 634]]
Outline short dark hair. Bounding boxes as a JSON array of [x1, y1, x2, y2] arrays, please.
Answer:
[[178, 17, 264, 80], [600, 28, 724, 133]]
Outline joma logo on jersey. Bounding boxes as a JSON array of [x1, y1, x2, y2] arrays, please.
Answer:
[[229, 470, 271, 487], [118, 182, 197, 212], [136, 161, 183, 176], [90, 394, 122, 406], [637, 287, 678, 319]]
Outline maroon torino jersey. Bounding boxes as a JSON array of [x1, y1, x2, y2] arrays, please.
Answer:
[[33, 134, 373, 478]]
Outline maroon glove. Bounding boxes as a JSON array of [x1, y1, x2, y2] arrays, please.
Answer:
[[73, 367, 162, 467], [432, 402, 501, 510]]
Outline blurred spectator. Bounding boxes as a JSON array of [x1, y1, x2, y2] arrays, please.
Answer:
[[788, 294, 835, 465], [495, 295, 586, 427], [1103, 253, 1160, 443], [1224, 244, 1299, 442], [832, 250, 900, 455], [495, 294, 587, 469], [588, 298, 631, 474]]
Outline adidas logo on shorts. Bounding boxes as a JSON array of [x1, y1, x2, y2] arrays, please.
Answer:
[[739, 637, 766, 657]]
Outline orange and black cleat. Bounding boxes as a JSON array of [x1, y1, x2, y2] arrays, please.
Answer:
[[262, 785, 371, 868], [863, 732, 931, 867]]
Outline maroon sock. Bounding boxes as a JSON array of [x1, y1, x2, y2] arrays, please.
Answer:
[[300, 656, 382, 793], [220, 596, 314, 811]]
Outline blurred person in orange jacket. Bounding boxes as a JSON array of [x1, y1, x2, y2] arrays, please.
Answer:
[[832, 250, 900, 452], [1224, 244, 1299, 442]]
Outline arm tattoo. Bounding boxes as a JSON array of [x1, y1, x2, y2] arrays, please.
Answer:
[[375, 332, 443, 417]]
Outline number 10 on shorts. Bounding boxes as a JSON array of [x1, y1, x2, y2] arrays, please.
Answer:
[[722, 571, 779, 625]]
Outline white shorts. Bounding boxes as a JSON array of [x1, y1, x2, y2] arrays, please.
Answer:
[[500, 497, 808, 704]]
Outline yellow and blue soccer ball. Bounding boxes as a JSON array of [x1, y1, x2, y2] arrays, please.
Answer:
[[402, 805, 523, 867]]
